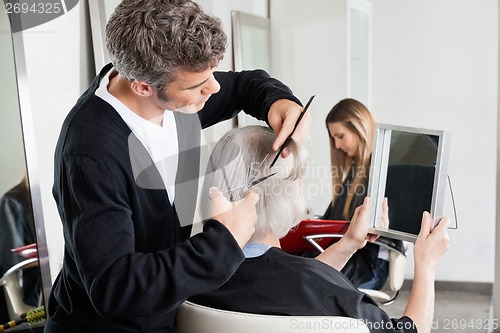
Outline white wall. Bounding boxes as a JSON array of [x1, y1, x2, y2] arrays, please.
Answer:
[[271, 0, 498, 283], [270, 0, 349, 216], [371, 0, 498, 282]]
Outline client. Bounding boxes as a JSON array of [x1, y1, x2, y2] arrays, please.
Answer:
[[191, 125, 449, 333]]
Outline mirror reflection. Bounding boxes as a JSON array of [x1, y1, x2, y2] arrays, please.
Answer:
[[0, 4, 42, 326], [385, 131, 438, 235]]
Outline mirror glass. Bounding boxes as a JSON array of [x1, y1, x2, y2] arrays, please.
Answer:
[[0, 5, 44, 328], [386, 131, 438, 235], [232, 11, 270, 72], [368, 124, 451, 242], [231, 10, 269, 127]]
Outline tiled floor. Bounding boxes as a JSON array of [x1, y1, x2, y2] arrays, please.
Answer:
[[383, 288, 492, 332]]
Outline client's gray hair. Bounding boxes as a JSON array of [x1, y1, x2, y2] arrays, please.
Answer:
[[201, 126, 308, 241]]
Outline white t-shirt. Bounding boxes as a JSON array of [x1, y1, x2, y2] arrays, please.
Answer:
[[95, 70, 179, 204]]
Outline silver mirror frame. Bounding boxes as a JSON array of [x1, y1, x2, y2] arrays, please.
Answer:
[[11, 27, 52, 311], [88, 0, 123, 73], [367, 123, 451, 242], [88, 0, 111, 73]]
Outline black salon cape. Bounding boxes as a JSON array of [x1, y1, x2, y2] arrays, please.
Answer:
[[45, 64, 301, 333], [190, 248, 417, 333]]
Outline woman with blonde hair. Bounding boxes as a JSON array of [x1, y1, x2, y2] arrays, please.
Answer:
[[324, 98, 402, 290], [325, 98, 375, 220]]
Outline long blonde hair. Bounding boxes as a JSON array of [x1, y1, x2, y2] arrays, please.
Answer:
[[325, 98, 375, 220]]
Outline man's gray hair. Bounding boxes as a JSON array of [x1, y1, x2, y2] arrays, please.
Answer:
[[201, 126, 308, 241], [106, 0, 227, 90]]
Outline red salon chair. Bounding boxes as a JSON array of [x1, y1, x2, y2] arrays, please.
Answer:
[[280, 219, 407, 305]]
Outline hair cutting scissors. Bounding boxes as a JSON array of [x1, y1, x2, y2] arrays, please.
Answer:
[[222, 172, 278, 197], [222, 153, 277, 198]]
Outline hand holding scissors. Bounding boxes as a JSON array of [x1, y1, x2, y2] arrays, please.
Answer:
[[209, 188, 259, 249], [220, 153, 277, 199], [221, 172, 278, 198]]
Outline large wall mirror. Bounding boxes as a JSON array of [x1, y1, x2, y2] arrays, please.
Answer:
[[0, 4, 51, 330], [231, 10, 270, 128]]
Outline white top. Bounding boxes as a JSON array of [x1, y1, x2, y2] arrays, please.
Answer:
[[378, 247, 390, 261], [95, 70, 179, 204]]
